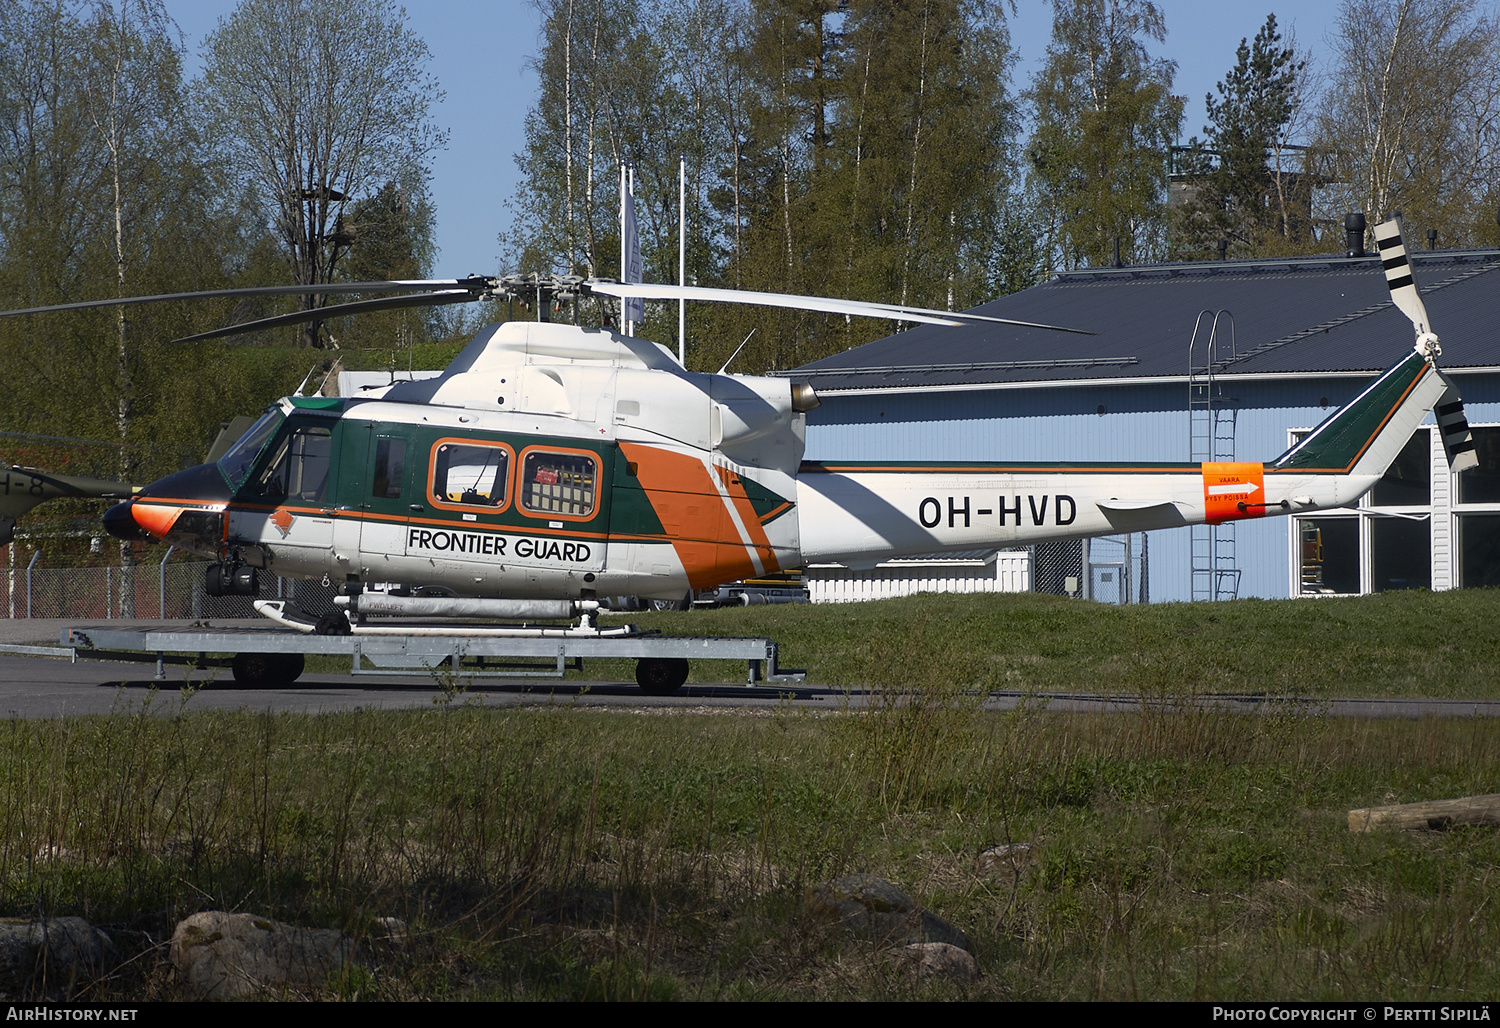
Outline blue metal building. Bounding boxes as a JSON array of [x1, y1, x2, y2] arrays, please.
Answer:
[[790, 248, 1500, 602]]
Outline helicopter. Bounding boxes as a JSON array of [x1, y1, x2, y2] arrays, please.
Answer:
[[0, 219, 1474, 687]]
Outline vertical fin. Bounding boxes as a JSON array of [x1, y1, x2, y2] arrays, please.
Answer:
[[1271, 350, 1436, 473]]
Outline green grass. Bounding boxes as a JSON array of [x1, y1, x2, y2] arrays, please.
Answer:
[[578, 589, 1500, 700], [2, 688, 1498, 1000], [8, 589, 1500, 999]]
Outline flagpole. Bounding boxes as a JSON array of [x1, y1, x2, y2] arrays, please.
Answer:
[[627, 164, 637, 337], [678, 154, 686, 365], [619, 162, 627, 336]]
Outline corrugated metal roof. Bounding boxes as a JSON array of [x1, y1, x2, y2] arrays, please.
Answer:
[[789, 250, 1500, 392]]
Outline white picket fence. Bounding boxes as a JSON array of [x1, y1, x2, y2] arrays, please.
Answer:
[[804, 549, 1033, 604]]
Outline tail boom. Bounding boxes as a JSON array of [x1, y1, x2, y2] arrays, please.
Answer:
[[1, 466, 139, 546], [795, 348, 1458, 567]]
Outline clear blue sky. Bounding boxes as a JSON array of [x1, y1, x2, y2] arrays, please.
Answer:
[[168, 0, 1348, 280]]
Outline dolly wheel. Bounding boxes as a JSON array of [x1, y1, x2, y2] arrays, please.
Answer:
[[635, 657, 689, 696], [314, 612, 352, 636], [231, 652, 305, 687]]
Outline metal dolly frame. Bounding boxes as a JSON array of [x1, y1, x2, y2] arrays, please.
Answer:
[[58, 624, 807, 685]]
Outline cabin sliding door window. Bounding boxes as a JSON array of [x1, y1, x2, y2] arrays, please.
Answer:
[[430, 441, 513, 510], [372, 439, 408, 500], [519, 449, 598, 520]]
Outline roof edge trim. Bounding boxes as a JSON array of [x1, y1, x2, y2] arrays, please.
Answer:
[[806, 365, 1500, 396]]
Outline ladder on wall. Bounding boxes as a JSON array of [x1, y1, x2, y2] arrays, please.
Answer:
[[1188, 310, 1241, 601]]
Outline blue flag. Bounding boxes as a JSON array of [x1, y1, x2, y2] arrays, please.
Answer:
[[622, 186, 644, 326]]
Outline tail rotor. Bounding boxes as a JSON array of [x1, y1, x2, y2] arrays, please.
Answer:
[[1373, 217, 1476, 472], [1374, 217, 1441, 358]]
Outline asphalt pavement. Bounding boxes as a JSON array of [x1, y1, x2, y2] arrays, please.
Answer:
[[0, 618, 1495, 720]]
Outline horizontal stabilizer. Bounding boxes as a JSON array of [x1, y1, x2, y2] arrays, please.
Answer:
[[1097, 499, 1179, 512]]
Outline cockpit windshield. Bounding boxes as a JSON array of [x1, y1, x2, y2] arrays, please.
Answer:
[[216, 410, 284, 491]]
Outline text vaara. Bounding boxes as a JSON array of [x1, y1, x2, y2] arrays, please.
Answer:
[[920, 495, 1077, 530], [406, 528, 591, 563]]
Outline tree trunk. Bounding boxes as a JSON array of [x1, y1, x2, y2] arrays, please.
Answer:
[[1348, 793, 1500, 832]]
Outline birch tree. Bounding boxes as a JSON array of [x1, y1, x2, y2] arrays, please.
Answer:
[[1310, 0, 1500, 248], [198, 0, 446, 347]]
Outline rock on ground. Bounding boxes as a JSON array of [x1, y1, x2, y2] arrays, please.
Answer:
[[886, 941, 980, 982], [979, 842, 1034, 873], [806, 873, 970, 951], [0, 917, 112, 1000], [169, 911, 355, 1000]]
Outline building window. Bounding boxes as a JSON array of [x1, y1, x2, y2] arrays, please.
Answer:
[[1298, 517, 1359, 594], [1371, 432, 1430, 506], [1370, 516, 1431, 591], [1458, 514, 1500, 588], [1292, 428, 1435, 596], [1458, 428, 1500, 504], [1453, 427, 1500, 589]]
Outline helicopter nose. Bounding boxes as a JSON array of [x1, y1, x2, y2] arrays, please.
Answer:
[[103, 500, 153, 541], [104, 499, 184, 541]]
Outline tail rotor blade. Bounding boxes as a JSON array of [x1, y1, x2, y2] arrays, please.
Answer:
[[1374, 218, 1438, 352], [1435, 373, 1479, 473]]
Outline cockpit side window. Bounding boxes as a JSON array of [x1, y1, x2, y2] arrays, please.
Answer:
[[242, 419, 333, 503], [217, 410, 284, 491]]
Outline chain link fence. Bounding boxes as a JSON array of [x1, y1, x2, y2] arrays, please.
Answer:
[[1030, 534, 1150, 603], [5, 536, 1153, 618], [4, 560, 338, 620]]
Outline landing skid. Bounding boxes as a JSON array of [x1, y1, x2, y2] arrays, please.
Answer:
[[253, 599, 641, 639]]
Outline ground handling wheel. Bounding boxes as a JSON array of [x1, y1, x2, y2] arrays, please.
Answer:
[[635, 657, 689, 696], [314, 611, 352, 635], [231, 651, 306, 687]]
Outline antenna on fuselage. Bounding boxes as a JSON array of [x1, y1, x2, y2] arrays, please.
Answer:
[[718, 329, 756, 375], [292, 365, 318, 397]]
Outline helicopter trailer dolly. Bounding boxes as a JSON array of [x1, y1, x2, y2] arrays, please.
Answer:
[[53, 621, 806, 695]]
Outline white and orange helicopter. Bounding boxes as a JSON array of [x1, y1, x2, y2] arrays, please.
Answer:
[[0, 218, 1475, 690]]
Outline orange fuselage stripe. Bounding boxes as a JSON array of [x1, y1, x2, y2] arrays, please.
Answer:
[[713, 465, 780, 575], [620, 442, 758, 591]]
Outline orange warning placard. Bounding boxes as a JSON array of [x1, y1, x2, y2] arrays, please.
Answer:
[[1202, 462, 1266, 523]]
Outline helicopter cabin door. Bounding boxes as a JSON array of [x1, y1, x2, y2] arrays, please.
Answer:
[[332, 421, 416, 584]]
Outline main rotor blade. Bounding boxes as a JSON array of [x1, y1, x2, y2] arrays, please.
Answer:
[[173, 290, 478, 343], [586, 281, 1094, 335], [1374, 218, 1433, 338], [0, 278, 491, 321]]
